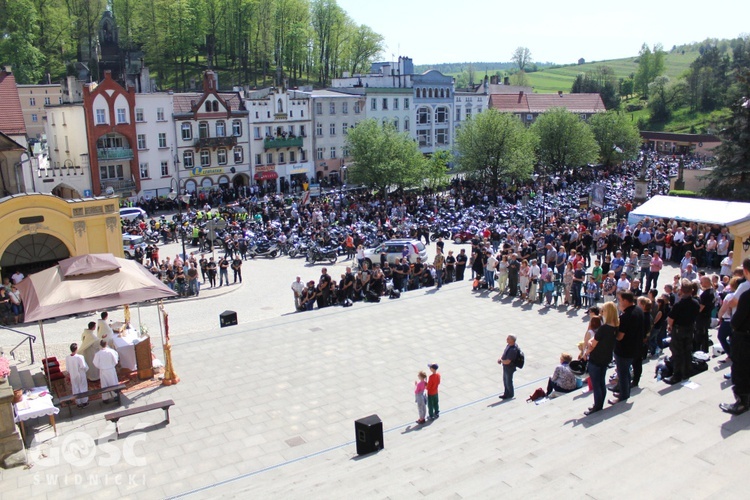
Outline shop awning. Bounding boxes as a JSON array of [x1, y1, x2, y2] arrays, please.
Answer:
[[254, 171, 278, 181]]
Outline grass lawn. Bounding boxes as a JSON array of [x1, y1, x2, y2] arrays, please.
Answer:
[[526, 48, 699, 93]]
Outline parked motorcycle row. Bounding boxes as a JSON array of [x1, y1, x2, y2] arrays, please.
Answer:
[[121, 152, 678, 269]]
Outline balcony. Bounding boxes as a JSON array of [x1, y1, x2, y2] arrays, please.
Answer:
[[194, 136, 238, 149], [101, 179, 136, 193], [264, 136, 303, 149], [97, 147, 134, 161]]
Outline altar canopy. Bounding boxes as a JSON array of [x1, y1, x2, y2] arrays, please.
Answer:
[[17, 254, 176, 323]]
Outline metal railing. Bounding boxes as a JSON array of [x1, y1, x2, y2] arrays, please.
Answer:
[[264, 136, 303, 149], [194, 136, 238, 149], [97, 147, 134, 161], [1, 325, 36, 364], [101, 178, 137, 193]]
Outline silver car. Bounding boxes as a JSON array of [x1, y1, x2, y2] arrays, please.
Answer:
[[363, 239, 428, 267]]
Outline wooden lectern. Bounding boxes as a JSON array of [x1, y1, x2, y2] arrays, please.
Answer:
[[134, 336, 154, 380]]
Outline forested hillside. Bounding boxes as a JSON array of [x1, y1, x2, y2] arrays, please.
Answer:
[[0, 0, 384, 90]]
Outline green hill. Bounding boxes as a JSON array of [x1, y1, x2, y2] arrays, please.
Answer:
[[526, 47, 701, 93]]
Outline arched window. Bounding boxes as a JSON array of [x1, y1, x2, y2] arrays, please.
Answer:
[[205, 101, 211, 112], [216, 120, 226, 137], [212, 101, 219, 112], [445, 89, 450, 98], [183, 150, 194, 168], [428, 88, 433, 98], [440, 89, 445, 98], [200, 149, 211, 167], [199, 122, 209, 139], [181, 123, 192, 141]]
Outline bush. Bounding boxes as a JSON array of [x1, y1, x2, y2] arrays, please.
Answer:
[[626, 103, 644, 112], [668, 190, 698, 198]]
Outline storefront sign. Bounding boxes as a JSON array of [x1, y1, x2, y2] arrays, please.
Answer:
[[255, 165, 276, 173], [190, 166, 224, 177]]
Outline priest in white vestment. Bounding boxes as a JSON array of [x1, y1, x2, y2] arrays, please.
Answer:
[[93, 340, 120, 403], [80, 321, 100, 381], [68, 343, 89, 407], [97, 311, 119, 349]]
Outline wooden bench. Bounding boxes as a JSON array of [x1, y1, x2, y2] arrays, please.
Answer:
[[56, 383, 128, 416], [105, 399, 175, 438]]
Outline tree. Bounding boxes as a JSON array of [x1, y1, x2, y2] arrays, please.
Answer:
[[634, 43, 665, 98], [703, 57, 750, 200], [647, 76, 686, 122], [511, 46, 532, 72], [342, 24, 384, 76], [619, 77, 634, 100], [346, 119, 425, 197], [510, 70, 529, 87], [685, 44, 730, 112], [570, 66, 620, 110], [454, 109, 537, 193], [0, 0, 45, 83], [588, 111, 641, 167], [531, 108, 599, 173], [424, 150, 452, 191]]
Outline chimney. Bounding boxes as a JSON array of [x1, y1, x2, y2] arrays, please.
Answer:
[[558, 90, 563, 97], [490, 75, 499, 85], [2, 65, 11, 73], [504, 76, 510, 85], [518, 91, 524, 103]]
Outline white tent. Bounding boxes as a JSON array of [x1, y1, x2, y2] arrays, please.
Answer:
[[628, 195, 750, 226]]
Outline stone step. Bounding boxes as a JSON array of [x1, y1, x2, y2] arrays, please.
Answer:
[[32, 371, 47, 387], [8, 365, 22, 390], [18, 368, 35, 390], [223, 357, 743, 499]]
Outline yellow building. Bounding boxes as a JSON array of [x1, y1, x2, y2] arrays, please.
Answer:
[[0, 193, 124, 279]]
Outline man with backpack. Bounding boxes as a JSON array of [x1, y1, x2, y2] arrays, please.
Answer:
[[499, 334, 523, 399]]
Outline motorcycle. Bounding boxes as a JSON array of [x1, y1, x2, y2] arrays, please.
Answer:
[[307, 244, 338, 265], [248, 240, 279, 259], [287, 239, 309, 259]]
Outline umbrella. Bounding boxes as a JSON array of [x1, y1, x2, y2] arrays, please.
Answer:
[[16, 254, 177, 388]]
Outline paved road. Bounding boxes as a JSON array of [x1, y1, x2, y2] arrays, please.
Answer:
[[1, 228, 705, 499]]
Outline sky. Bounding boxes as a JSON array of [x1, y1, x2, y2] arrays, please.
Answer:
[[336, 0, 748, 65]]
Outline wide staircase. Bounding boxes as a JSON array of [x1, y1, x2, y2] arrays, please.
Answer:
[[1, 326, 47, 392], [207, 360, 748, 499]]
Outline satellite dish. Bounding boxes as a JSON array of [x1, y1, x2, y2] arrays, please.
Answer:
[[105, 186, 115, 197]]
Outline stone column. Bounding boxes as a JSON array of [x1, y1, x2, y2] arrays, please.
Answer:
[[0, 380, 25, 468]]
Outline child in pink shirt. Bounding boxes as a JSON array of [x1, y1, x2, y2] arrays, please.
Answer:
[[414, 371, 427, 424]]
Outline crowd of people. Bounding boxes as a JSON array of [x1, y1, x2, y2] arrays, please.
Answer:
[[0, 272, 26, 326], [118, 151, 750, 416]]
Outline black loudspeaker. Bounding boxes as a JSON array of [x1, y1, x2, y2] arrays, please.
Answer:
[[219, 310, 238, 327], [354, 414, 384, 455]]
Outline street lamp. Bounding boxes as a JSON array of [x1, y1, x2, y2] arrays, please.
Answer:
[[169, 153, 188, 260], [531, 171, 546, 227]]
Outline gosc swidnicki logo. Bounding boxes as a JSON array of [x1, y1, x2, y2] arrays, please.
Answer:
[[33, 430, 147, 468]]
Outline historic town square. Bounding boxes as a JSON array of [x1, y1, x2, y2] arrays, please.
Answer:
[[1, 1, 749, 498]]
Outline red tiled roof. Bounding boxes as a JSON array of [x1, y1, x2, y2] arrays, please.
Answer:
[[640, 131, 720, 143], [489, 93, 530, 113], [490, 92, 606, 114], [0, 71, 27, 136], [173, 92, 245, 115]]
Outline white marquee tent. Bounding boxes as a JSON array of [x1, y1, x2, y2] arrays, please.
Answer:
[[628, 195, 750, 226]]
